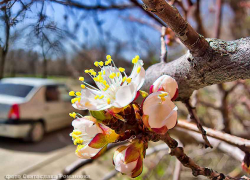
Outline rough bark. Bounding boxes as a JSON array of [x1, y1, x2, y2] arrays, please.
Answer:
[[141, 0, 250, 101], [141, 0, 209, 57], [143, 37, 250, 101]]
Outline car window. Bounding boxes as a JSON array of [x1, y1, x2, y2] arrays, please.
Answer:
[[45, 85, 60, 102], [0, 83, 33, 98], [58, 85, 71, 102]]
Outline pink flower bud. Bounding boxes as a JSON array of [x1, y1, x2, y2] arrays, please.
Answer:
[[113, 140, 144, 178], [150, 75, 178, 100], [142, 92, 178, 134], [70, 116, 119, 159]]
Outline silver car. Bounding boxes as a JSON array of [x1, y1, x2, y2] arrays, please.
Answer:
[[0, 77, 80, 142]]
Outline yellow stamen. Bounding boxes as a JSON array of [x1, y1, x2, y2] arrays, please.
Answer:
[[94, 95, 100, 100], [74, 138, 83, 145], [85, 70, 89, 73], [71, 98, 77, 104], [122, 77, 127, 82], [103, 70, 106, 75], [107, 98, 111, 104], [105, 61, 110, 66], [69, 91, 75, 96], [126, 78, 132, 84], [109, 73, 116, 79], [99, 95, 104, 99], [159, 92, 168, 97], [76, 92, 81, 96], [99, 61, 104, 66], [71, 97, 81, 104], [81, 84, 86, 89], [69, 112, 76, 118], [73, 130, 82, 135], [160, 97, 166, 102], [137, 66, 141, 73], [71, 134, 78, 139], [106, 55, 111, 60], [140, 90, 148, 98], [94, 61, 99, 67], [75, 145, 84, 153], [117, 72, 120, 77], [79, 77, 84, 81], [119, 67, 125, 72], [135, 55, 140, 60]]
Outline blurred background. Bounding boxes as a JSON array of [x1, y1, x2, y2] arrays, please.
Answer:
[[0, 0, 249, 180]]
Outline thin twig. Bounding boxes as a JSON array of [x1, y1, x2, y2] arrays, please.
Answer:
[[160, 26, 167, 63], [130, 0, 166, 26], [56, 142, 126, 180], [214, 0, 223, 38], [172, 158, 182, 180], [185, 99, 213, 148], [102, 170, 118, 180], [160, 134, 249, 180], [141, 0, 209, 57], [177, 120, 250, 152]]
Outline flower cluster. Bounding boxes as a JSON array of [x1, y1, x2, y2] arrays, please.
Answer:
[[68, 55, 178, 178]]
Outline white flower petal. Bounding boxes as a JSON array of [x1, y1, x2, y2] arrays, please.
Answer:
[[143, 92, 177, 129], [113, 82, 137, 108], [114, 148, 138, 175], [132, 67, 145, 90], [76, 145, 102, 159], [102, 66, 122, 86], [129, 60, 145, 90], [72, 118, 102, 138], [73, 88, 112, 111], [152, 75, 178, 99]]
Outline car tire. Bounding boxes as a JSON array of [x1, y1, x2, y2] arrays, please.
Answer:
[[25, 122, 45, 143]]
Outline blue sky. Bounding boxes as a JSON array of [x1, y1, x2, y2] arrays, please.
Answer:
[[1, 0, 236, 62]]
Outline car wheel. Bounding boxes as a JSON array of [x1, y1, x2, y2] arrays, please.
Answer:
[[25, 122, 45, 143]]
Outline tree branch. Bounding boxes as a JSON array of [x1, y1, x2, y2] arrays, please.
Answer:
[[177, 120, 250, 152], [141, 0, 209, 57], [143, 37, 250, 101], [140, 1, 250, 101], [130, 0, 166, 26], [185, 99, 213, 148], [173, 154, 182, 180], [56, 142, 126, 180], [47, 0, 136, 11], [160, 134, 250, 180]]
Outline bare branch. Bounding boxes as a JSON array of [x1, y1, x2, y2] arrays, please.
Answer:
[[214, 0, 223, 38], [46, 0, 136, 11], [102, 170, 118, 180], [56, 142, 126, 180], [143, 37, 250, 101], [185, 99, 213, 148], [177, 120, 250, 152], [160, 134, 249, 180], [141, 0, 209, 57], [160, 26, 167, 63], [173, 157, 182, 180], [130, 0, 166, 26]]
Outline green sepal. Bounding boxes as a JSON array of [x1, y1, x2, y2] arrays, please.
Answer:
[[90, 110, 112, 121]]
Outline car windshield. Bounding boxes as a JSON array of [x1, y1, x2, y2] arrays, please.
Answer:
[[0, 83, 34, 98]]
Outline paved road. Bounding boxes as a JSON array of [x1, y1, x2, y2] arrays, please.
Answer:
[[0, 127, 78, 179]]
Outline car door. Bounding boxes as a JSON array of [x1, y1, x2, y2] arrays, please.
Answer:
[[43, 85, 70, 131], [58, 85, 77, 127]]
